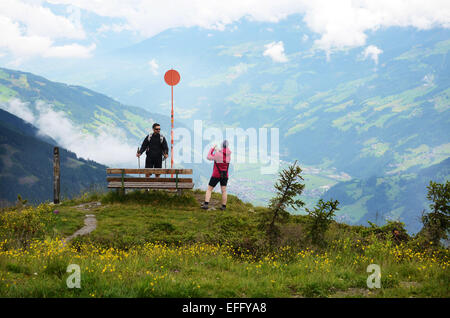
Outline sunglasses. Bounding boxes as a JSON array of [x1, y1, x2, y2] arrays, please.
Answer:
[[154, 128, 160, 130]]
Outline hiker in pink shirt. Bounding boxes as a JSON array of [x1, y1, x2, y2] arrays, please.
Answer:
[[201, 140, 231, 210]]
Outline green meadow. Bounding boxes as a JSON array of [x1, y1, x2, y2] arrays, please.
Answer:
[[0, 190, 448, 298]]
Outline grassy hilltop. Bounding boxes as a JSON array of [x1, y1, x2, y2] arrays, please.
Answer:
[[0, 189, 448, 298]]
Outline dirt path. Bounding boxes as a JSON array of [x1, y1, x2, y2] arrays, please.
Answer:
[[65, 214, 97, 242], [64, 202, 101, 242], [74, 201, 102, 210]]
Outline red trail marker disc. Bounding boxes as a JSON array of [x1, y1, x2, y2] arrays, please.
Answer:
[[164, 69, 180, 86]]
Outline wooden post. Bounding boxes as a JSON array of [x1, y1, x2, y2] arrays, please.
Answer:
[[176, 172, 180, 196], [53, 147, 60, 204], [121, 169, 125, 196]]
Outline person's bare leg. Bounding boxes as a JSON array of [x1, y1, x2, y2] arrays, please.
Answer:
[[221, 186, 227, 206], [205, 186, 214, 203]]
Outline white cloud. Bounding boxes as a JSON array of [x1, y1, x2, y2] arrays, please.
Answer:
[[48, 0, 304, 38], [302, 0, 450, 53], [43, 43, 96, 58], [0, 0, 85, 40], [0, 98, 35, 123], [96, 23, 132, 34], [363, 45, 383, 64], [148, 59, 159, 75], [47, 0, 450, 54], [2, 0, 450, 61], [34, 101, 137, 166], [0, 0, 94, 61], [0, 98, 137, 166], [263, 41, 288, 62]]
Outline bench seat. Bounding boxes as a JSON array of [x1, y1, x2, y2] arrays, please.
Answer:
[[107, 182, 194, 189], [106, 168, 194, 194]]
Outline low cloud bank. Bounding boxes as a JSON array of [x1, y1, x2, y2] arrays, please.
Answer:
[[1, 98, 138, 167]]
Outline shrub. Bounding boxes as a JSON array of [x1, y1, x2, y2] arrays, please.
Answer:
[[419, 180, 449, 246], [306, 199, 339, 247], [365, 220, 409, 244], [0, 202, 56, 248], [259, 161, 305, 247]]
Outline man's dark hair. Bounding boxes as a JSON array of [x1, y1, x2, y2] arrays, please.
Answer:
[[222, 140, 229, 149], [152, 123, 160, 129]]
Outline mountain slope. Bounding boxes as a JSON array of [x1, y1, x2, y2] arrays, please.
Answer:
[[0, 68, 219, 203], [1, 19, 448, 230], [0, 67, 178, 145], [0, 106, 57, 145], [322, 157, 450, 233], [26, 17, 449, 180], [0, 109, 107, 205]]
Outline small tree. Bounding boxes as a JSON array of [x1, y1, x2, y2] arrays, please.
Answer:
[[260, 161, 305, 246], [421, 180, 449, 245], [306, 198, 340, 246], [15, 194, 28, 211]]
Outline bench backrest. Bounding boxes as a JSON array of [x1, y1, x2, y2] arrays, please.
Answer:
[[106, 168, 194, 190], [106, 168, 193, 175]]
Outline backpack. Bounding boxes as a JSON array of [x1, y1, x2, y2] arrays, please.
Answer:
[[148, 133, 164, 144], [145, 133, 165, 154], [214, 152, 229, 179]]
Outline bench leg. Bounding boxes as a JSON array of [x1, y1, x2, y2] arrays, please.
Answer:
[[177, 189, 182, 196]]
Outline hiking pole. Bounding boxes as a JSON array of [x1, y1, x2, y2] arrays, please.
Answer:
[[137, 147, 140, 178], [163, 154, 167, 177]]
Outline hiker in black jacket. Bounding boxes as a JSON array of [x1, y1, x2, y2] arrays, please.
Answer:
[[136, 123, 169, 177]]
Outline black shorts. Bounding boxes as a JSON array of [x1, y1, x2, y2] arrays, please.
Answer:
[[146, 156, 162, 168], [208, 177, 228, 187]]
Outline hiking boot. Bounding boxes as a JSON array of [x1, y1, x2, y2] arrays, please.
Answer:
[[201, 203, 209, 210], [220, 205, 226, 211]]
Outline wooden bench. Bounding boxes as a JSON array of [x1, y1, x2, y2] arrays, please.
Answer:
[[106, 168, 194, 195]]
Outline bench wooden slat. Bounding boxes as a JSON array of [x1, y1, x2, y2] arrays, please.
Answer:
[[107, 177, 192, 183], [107, 168, 192, 175], [108, 182, 194, 189]]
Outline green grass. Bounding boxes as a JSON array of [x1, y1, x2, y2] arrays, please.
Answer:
[[389, 143, 450, 174], [335, 195, 372, 223], [0, 84, 17, 102], [394, 39, 450, 61], [0, 190, 448, 298]]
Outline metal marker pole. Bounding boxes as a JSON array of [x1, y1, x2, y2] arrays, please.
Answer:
[[164, 69, 180, 179], [171, 83, 174, 178]]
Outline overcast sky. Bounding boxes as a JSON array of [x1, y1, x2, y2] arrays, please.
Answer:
[[0, 0, 449, 65]]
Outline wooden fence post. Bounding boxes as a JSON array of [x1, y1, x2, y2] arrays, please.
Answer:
[[53, 147, 60, 204], [121, 169, 125, 196]]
